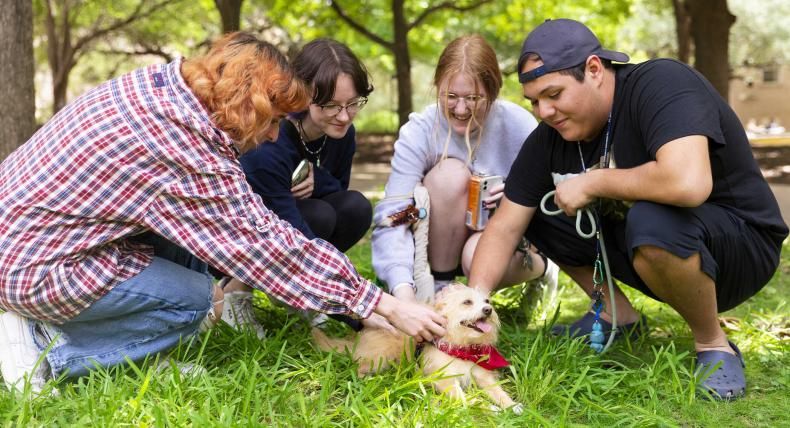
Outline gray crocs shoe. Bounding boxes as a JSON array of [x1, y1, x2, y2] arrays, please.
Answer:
[[551, 311, 648, 342], [696, 341, 746, 401]]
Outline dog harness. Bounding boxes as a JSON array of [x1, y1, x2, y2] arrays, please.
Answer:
[[432, 340, 509, 370]]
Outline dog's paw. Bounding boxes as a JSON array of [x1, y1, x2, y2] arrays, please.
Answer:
[[510, 403, 524, 415], [489, 404, 502, 413]]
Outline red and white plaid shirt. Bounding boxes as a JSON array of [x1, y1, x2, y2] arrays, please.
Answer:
[[0, 58, 381, 323]]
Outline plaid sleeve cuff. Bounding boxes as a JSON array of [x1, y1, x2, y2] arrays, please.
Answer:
[[346, 278, 383, 319]]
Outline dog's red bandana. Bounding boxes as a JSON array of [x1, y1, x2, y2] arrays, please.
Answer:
[[432, 340, 509, 370]]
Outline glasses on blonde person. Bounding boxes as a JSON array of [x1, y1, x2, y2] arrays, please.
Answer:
[[444, 93, 486, 110], [316, 97, 368, 117]]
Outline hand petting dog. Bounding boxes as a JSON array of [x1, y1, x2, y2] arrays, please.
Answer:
[[313, 282, 522, 413]]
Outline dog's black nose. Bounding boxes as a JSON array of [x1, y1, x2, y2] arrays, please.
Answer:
[[483, 306, 492, 316]]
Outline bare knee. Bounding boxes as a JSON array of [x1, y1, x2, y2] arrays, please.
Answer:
[[633, 245, 676, 273], [423, 158, 470, 204], [461, 232, 482, 275]]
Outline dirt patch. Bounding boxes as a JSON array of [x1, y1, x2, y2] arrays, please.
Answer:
[[356, 133, 790, 185], [353, 133, 396, 164]]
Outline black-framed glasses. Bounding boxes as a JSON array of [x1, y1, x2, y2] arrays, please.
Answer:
[[444, 93, 486, 109], [316, 97, 368, 117]]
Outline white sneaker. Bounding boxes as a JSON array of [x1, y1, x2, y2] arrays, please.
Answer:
[[522, 258, 561, 323], [540, 258, 560, 308], [0, 311, 51, 394], [308, 312, 330, 328], [221, 291, 266, 340]]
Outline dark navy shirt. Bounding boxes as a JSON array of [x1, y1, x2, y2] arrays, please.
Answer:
[[241, 120, 356, 238]]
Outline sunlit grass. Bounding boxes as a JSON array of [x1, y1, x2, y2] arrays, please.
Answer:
[[2, 238, 788, 426]]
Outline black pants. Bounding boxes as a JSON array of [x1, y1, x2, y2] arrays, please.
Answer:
[[298, 190, 372, 330], [525, 201, 782, 312], [297, 190, 372, 252]]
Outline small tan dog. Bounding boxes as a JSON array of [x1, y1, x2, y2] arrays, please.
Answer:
[[312, 283, 522, 413]]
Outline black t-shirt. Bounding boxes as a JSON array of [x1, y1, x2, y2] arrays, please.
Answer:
[[506, 59, 787, 236]]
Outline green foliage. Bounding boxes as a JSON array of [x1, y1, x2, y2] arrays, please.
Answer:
[[3, 239, 789, 426], [621, 0, 790, 66], [353, 109, 399, 134], [472, 0, 633, 74], [730, 0, 790, 65], [259, 0, 635, 77], [618, 0, 677, 62], [33, 0, 218, 121], [33, 0, 790, 128]]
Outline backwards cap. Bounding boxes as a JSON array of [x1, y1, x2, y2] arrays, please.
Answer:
[[518, 18, 629, 83]]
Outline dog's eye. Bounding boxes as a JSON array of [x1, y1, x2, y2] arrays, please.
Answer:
[[463, 299, 473, 305], [484, 299, 490, 304]]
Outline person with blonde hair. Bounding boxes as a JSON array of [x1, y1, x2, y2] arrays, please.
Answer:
[[0, 32, 445, 394], [372, 34, 558, 304]]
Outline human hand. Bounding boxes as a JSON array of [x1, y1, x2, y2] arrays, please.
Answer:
[[483, 182, 505, 210], [291, 163, 314, 199], [361, 312, 398, 335], [374, 293, 445, 342], [554, 174, 595, 216]]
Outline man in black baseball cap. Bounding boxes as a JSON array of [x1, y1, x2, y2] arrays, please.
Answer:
[[468, 18, 787, 401], [517, 18, 629, 83]]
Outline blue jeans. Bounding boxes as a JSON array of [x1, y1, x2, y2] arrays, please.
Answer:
[[32, 237, 213, 378]]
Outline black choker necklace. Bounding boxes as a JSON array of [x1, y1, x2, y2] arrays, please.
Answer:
[[297, 119, 327, 167]]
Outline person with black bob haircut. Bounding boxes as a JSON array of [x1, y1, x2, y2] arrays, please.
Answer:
[[221, 38, 385, 333]]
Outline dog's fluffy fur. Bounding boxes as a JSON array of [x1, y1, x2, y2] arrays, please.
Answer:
[[312, 283, 521, 412]]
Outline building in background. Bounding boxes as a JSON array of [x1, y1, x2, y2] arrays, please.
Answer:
[[730, 63, 790, 140]]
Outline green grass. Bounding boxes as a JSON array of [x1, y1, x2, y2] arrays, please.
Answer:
[[3, 237, 789, 427]]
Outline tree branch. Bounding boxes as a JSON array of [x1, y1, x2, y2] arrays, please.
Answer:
[[408, 0, 492, 31], [95, 46, 174, 63], [329, 1, 393, 49], [72, 0, 180, 53]]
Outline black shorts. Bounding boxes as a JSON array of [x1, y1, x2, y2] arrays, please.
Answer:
[[525, 201, 782, 312]]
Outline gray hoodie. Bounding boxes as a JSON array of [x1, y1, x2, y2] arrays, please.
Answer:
[[371, 99, 538, 291]]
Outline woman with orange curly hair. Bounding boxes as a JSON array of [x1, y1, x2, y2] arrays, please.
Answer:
[[0, 32, 445, 393]]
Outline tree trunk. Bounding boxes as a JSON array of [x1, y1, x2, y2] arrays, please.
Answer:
[[392, 0, 412, 128], [328, 0, 490, 129], [215, 0, 243, 33], [0, 0, 36, 160], [687, 0, 734, 100], [672, 0, 691, 63]]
